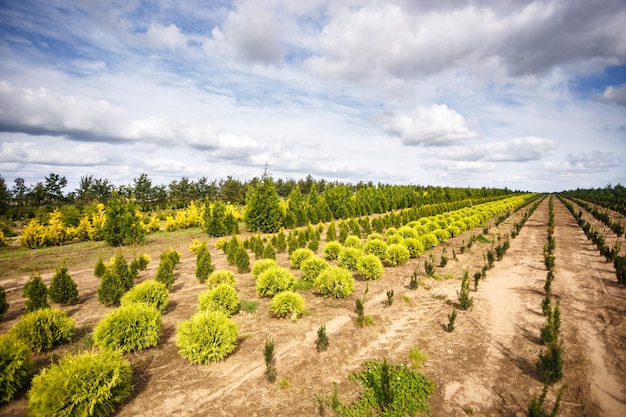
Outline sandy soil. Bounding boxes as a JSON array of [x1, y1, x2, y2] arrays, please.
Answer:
[[1, 196, 625, 417]]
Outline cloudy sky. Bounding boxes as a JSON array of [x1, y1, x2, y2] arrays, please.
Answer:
[[0, 0, 625, 193]]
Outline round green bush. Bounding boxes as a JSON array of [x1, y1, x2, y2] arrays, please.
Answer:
[[251, 259, 278, 277], [269, 291, 306, 321], [120, 279, 169, 314], [338, 247, 363, 271], [301, 257, 329, 283], [94, 257, 106, 278], [0, 335, 31, 404], [207, 269, 237, 288], [398, 225, 418, 239], [386, 243, 410, 266], [357, 254, 384, 281], [176, 311, 238, 364], [421, 233, 439, 250], [344, 235, 363, 250], [198, 284, 240, 316], [256, 267, 295, 297], [323, 241, 343, 260], [447, 225, 461, 237], [290, 248, 315, 269], [314, 266, 354, 298], [364, 238, 388, 260], [48, 263, 79, 305], [94, 303, 161, 353], [10, 308, 75, 352], [403, 238, 425, 258], [433, 228, 450, 243], [386, 234, 404, 245], [366, 233, 383, 241], [28, 350, 132, 417]]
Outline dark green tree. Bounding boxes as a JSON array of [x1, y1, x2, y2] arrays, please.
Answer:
[[103, 191, 145, 246], [48, 262, 79, 305], [244, 175, 283, 233], [23, 274, 49, 312], [204, 200, 227, 237], [0, 285, 9, 316], [97, 270, 125, 306], [196, 243, 213, 283]]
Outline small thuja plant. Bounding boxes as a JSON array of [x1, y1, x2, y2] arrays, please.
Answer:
[[541, 293, 552, 316], [473, 271, 481, 292], [528, 383, 566, 417], [23, 273, 49, 313], [540, 300, 561, 346], [409, 269, 420, 290], [457, 271, 473, 310], [315, 324, 329, 352], [385, 289, 394, 307], [486, 250, 495, 269], [439, 247, 448, 267], [264, 338, 277, 383], [447, 308, 457, 332], [424, 252, 435, 276], [355, 297, 365, 327], [48, 261, 79, 305], [452, 248, 457, 260]]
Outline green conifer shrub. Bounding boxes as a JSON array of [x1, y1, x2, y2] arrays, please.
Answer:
[[386, 243, 410, 266], [23, 273, 49, 313], [198, 284, 240, 316], [154, 257, 176, 290], [94, 256, 106, 278], [48, 262, 79, 305], [326, 220, 337, 242], [263, 242, 276, 259], [263, 338, 277, 383], [301, 257, 329, 283], [344, 235, 363, 250], [110, 253, 133, 291], [207, 269, 237, 288], [314, 266, 354, 298], [195, 242, 213, 283], [357, 254, 384, 281], [338, 247, 363, 271], [420, 233, 439, 250], [447, 308, 457, 332], [537, 341, 564, 385], [256, 267, 295, 297], [97, 270, 125, 306], [403, 237, 424, 258], [458, 271, 473, 310], [10, 308, 75, 352], [176, 311, 238, 364], [120, 279, 169, 314], [290, 248, 315, 269], [252, 259, 279, 277], [0, 286, 9, 316], [273, 229, 287, 253], [0, 335, 31, 404], [315, 324, 329, 352], [93, 303, 161, 353], [323, 241, 343, 260], [385, 289, 394, 306], [364, 238, 388, 260], [269, 291, 306, 321], [27, 350, 132, 417], [234, 242, 250, 273]]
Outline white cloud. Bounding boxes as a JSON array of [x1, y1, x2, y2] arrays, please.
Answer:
[[0, 140, 111, 166], [600, 83, 626, 106], [378, 104, 479, 146], [565, 150, 621, 171], [440, 136, 559, 162], [146, 23, 188, 48]]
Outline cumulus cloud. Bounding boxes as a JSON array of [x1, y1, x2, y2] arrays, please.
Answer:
[[441, 136, 559, 162], [0, 141, 111, 166], [146, 23, 188, 48], [378, 104, 479, 146], [565, 150, 621, 171], [599, 83, 626, 106]]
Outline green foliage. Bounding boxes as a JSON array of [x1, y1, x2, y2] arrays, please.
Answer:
[[314, 266, 354, 298], [447, 308, 457, 332], [154, 257, 176, 290], [344, 235, 363, 250], [120, 279, 169, 314], [301, 257, 329, 282], [264, 338, 277, 383], [103, 191, 145, 246], [240, 299, 259, 313], [385, 289, 394, 307], [176, 311, 238, 364], [402, 238, 424, 258], [336, 360, 435, 417], [386, 244, 410, 267], [111, 253, 133, 291], [0, 335, 31, 404], [355, 297, 366, 327], [207, 269, 237, 288], [256, 267, 295, 297], [198, 284, 240, 316], [528, 384, 566, 417], [48, 262, 79, 305], [541, 300, 561, 346], [420, 233, 439, 250], [439, 247, 449, 267], [97, 269, 125, 307], [408, 346, 426, 369], [94, 256, 106, 278], [316, 324, 329, 352], [269, 291, 306, 321], [290, 248, 315, 269], [204, 200, 228, 237], [323, 241, 343, 260], [233, 242, 250, 273], [244, 175, 283, 233], [339, 247, 363, 271], [357, 254, 384, 281], [458, 270, 473, 310], [195, 242, 213, 283], [94, 303, 161, 353], [326, 219, 337, 242], [9, 308, 75, 352], [364, 238, 388, 260], [252, 259, 279, 277], [263, 242, 277, 260], [0, 286, 8, 316], [474, 271, 482, 291], [537, 341, 564, 385], [23, 273, 49, 313], [273, 229, 287, 253], [409, 266, 420, 290], [27, 350, 132, 417]]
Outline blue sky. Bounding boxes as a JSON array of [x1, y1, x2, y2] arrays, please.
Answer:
[[0, 0, 625, 193]]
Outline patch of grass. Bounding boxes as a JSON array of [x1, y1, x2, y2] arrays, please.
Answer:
[[240, 299, 259, 313], [279, 378, 290, 388], [476, 234, 491, 243], [408, 346, 427, 369], [402, 294, 411, 304], [293, 278, 314, 292]]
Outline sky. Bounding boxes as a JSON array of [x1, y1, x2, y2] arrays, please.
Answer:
[[0, 0, 625, 193]]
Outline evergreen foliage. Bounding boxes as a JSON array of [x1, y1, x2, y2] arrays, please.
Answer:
[[195, 242, 213, 283], [314, 266, 354, 298], [457, 270, 473, 310], [0, 286, 9, 316], [154, 257, 176, 290], [0, 335, 31, 404], [269, 291, 306, 321], [94, 303, 161, 353], [357, 254, 384, 281], [204, 200, 228, 237], [207, 269, 237, 288], [252, 259, 279, 277], [120, 279, 169, 314], [338, 247, 363, 271], [10, 308, 75, 352], [263, 338, 277, 383], [290, 248, 315, 269], [386, 244, 410, 266], [256, 267, 295, 297], [315, 324, 329, 352], [94, 256, 106, 278], [103, 191, 145, 246], [48, 262, 79, 305], [176, 311, 238, 364], [301, 257, 329, 283], [244, 175, 283, 233], [23, 273, 49, 313], [323, 241, 343, 260], [198, 284, 240, 316]]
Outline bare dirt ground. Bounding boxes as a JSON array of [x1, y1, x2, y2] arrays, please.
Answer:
[[1, 196, 625, 417]]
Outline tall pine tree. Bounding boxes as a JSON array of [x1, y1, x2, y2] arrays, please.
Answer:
[[244, 174, 283, 233]]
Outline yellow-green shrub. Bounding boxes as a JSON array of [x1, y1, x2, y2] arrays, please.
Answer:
[[269, 291, 306, 321], [386, 244, 410, 266], [0, 335, 31, 404], [176, 311, 238, 364], [207, 269, 237, 288], [357, 254, 384, 280], [338, 247, 363, 271], [198, 284, 240, 316], [314, 266, 354, 298], [120, 279, 169, 314], [10, 308, 75, 352], [301, 257, 329, 282], [93, 303, 161, 353], [256, 267, 295, 297], [290, 248, 315, 269], [251, 259, 278, 277], [323, 241, 342, 260]]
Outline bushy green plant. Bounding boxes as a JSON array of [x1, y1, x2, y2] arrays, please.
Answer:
[[256, 267, 295, 297], [207, 269, 237, 288], [94, 256, 106, 278], [528, 384, 565, 417], [195, 243, 213, 283], [301, 257, 329, 282], [357, 254, 384, 281], [364, 238, 388, 260], [338, 247, 363, 271], [0, 335, 31, 404], [269, 291, 306, 321], [264, 338, 277, 383], [290, 248, 315, 269], [198, 284, 240, 316], [385, 289, 394, 306], [120, 279, 169, 314], [27, 349, 132, 417], [48, 262, 79, 305], [176, 311, 238, 364], [386, 243, 410, 266], [420, 233, 439, 250], [9, 308, 75, 352], [537, 341, 564, 385], [458, 271, 473, 310], [314, 266, 354, 298], [323, 241, 343, 260], [263, 242, 277, 260], [23, 273, 49, 313], [97, 270, 125, 307], [316, 324, 329, 352], [252, 259, 279, 277], [154, 257, 176, 290], [447, 308, 457, 332], [403, 237, 424, 258], [344, 235, 363, 250], [111, 253, 133, 291], [0, 286, 9, 316], [94, 303, 161, 353], [234, 242, 250, 273], [160, 248, 181, 265], [409, 267, 420, 290]]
